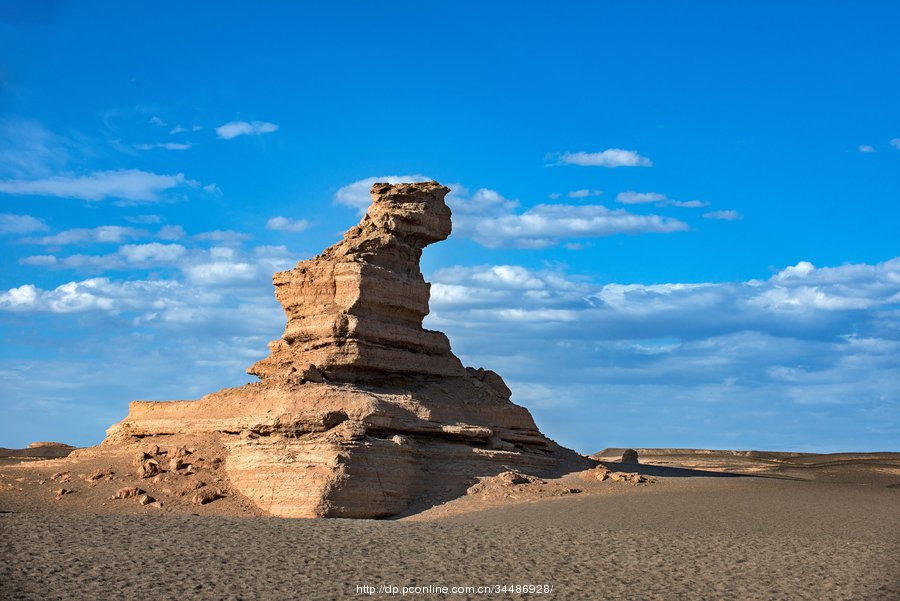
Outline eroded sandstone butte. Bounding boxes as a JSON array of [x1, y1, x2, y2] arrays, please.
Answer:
[[101, 181, 592, 518]]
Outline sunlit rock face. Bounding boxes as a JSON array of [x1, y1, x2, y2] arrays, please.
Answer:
[[248, 181, 463, 383], [104, 181, 592, 518]]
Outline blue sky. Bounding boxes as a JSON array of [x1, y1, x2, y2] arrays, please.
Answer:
[[1, 2, 898, 452]]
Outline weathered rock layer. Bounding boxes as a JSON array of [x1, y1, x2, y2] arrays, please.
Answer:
[[102, 181, 591, 518], [248, 181, 462, 382]]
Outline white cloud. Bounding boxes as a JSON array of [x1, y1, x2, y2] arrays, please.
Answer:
[[149, 116, 167, 127], [19, 255, 58, 266], [169, 125, 202, 135], [266, 216, 310, 232], [118, 243, 187, 264], [156, 225, 186, 240], [125, 214, 161, 225], [703, 210, 743, 221], [567, 189, 603, 198], [337, 177, 688, 247], [616, 191, 667, 204], [0, 278, 167, 313], [0, 242, 296, 314], [459, 203, 689, 248], [424, 257, 900, 451], [334, 174, 431, 212], [182, 261, 259, 286], [215, 120, 279, 140], [617, 191, 709, 208], [20, 243, 187, 271], [0, 119, 75, 178], [4, 248, 898, 451], [548, 149, 652, 168], [773, 260, 816, 280], [26, 225, 146, 245], [0, 169, 197, 203], [890, 138, 900, 149], [446, 185, 519, 215], [133, 142, 192, 151], [431, 258, 900, 338], [178, 245, 293, 287], [858, 145, 876, 153], [17, 236, 294, 287], [194, 230, 252, 243], [0, 213, 49, 234]]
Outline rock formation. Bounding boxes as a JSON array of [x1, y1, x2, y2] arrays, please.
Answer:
[[99, 181, 591, 518], [621, 448, 639, 463]]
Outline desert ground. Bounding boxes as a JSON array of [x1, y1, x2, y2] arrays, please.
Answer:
[[1, 446, 897, 600]]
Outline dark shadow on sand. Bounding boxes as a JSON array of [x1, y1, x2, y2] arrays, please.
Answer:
[[600, 461, 782, 479]]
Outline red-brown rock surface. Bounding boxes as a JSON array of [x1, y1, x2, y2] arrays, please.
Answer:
[[93, 181, 591, 518]]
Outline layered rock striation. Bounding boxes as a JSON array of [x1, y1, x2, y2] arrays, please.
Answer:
[[102, 181, 592, 518], [247, 181, 463, 383]]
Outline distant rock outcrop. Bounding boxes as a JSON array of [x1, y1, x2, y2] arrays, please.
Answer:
[[622, 449, 639, 463], [100, 181, 591, 518]]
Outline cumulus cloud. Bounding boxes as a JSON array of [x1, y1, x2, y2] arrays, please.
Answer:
[[616, 191, 667, 204], [0, 278, 179, 313], [457, 203, 689, 248], [858, 145, 876, 153], [446, 185, 520, 215], [215, 120, 279, 140], [19, 255, 57, 266], [567, 189, 603, 198], [670, 200, 709, 208], [25, 226, 146, 245], [194, 230, 252, 243], [17, 239, 293, 285], [0, 169, 197, 203], [118, 243, 187, 264], [182, 261, 258, 286], [703, 210, 743, 221], [0, 213, 49, 234], [890, 138, 900, 149], [13, 236, 295, 285], [548, 149, 652, 168], [617, 191, 709, 208], [19, 242, 188, 271], [125, 214, 161, 225], [334, 174, 431, 212], [336, 177, 688, 247], [169, 125, 202, 135], [425, 258, 900, 450], [156, 225, 186, 240], [178, 245, 293, 287], [266, 216, 310, 232], [430, 258, 900, 349], [133, 142, 192, 151]]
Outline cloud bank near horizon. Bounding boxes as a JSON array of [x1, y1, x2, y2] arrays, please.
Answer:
[[3, 252, 897, 451]]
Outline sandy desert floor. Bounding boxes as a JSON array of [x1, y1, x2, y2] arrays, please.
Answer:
[[1, 450, 898, 600]]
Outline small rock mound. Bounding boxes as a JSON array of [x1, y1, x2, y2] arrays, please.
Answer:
[[28, 442, 74, 449], [585, 465, 655, 485], [192, 488, 222, 505], [113, 487, 144, 499]]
